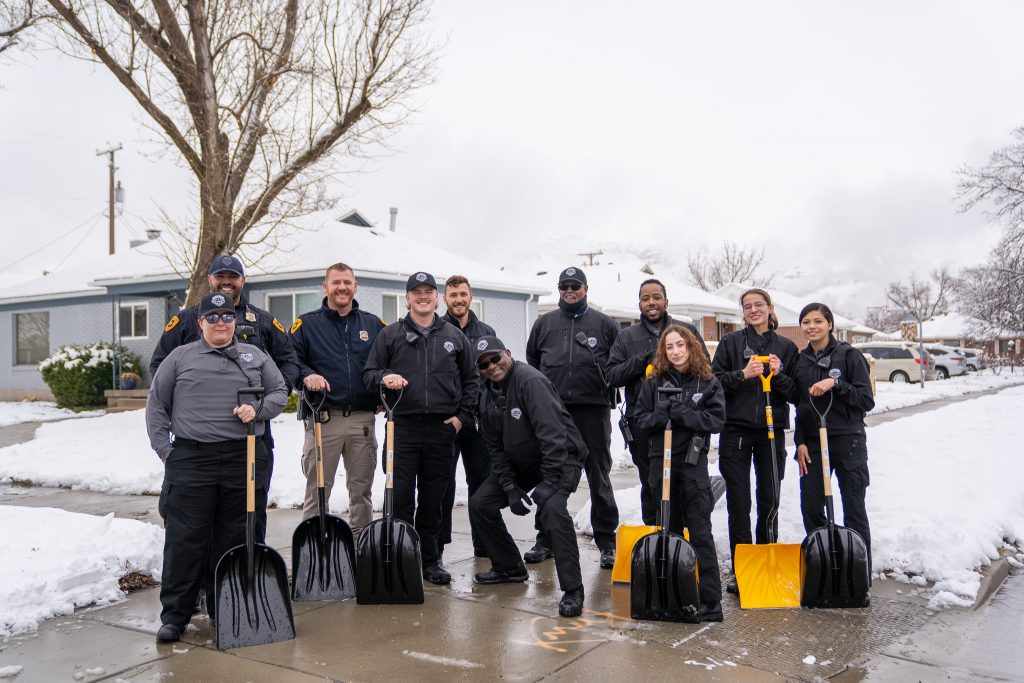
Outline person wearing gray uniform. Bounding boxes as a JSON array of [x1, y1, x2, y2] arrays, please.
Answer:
[[146, 292, 288, 643]]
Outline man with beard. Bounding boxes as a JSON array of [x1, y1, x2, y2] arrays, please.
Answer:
[[439, 275, 495, 559], [150, 254, 299, 543], [607, 279, 709, 525], [362, 271, 479, 585], [525, 267, 620, 568], [289, 263, 385, 540]]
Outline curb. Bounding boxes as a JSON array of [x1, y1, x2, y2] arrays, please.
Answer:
[[973, 556, 1010, 610]]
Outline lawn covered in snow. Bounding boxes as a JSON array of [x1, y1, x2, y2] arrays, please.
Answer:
[[0, 402, 103, 428]]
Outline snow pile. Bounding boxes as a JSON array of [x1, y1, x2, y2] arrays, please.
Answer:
[[869, 372, 1024, 414], [0, 402, 103, 428], [38, 343, 118, 371], [0, 506, 163, 637]]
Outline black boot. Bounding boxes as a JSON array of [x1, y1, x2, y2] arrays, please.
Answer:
[[524, 544, 554, 563], [423, 565, 452, 585], [701, 601, 723, 622], [156, 624, 182, 643], [474, 565, 529, 584], [558, 587, 585, 617]]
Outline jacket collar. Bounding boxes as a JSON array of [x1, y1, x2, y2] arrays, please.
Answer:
[[322, 297, 361, 321], [443, 308, 478, 331]]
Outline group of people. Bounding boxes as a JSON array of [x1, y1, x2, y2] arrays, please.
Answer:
[[145, 254, 874, 642]]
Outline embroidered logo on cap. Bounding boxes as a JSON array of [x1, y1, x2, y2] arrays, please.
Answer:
[[476, 339, 488, 351], [565, 267, 576, 277], [416, 272, 427, 282], [510, 408, 522, 420], [211, 294, 226, 307], [443, 341, 455, 353]]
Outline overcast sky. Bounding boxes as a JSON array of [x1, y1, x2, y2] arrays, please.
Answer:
[[1, 1, 1020, 316]]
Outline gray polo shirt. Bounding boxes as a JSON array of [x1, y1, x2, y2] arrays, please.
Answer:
[[146, 338, 288, 460]]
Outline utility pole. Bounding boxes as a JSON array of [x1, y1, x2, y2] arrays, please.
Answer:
[[575, 250, 603, 266], [96, 144, 122, 255]]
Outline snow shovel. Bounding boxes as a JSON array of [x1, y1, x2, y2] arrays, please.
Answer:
[[630, 386, 701, 623], [214, 387, 295, 649], [291, 390, 356, 601], [355, 385, 424, 605], [800, 402, 871, 608], [734, 358, 801, 609]]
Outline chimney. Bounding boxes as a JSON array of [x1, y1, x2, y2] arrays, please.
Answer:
[[146, 228, 161, 240], [389, 207, 398, 232]]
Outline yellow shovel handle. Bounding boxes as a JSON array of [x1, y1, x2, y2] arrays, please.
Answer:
[[752, 355, 775, 393]]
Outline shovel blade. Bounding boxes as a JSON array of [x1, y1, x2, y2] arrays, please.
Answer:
[[800, 524, 870, 608], [214, 543, 295, 649], [734, 542, 802, 609], [354, 517, 424, 605], [291, 514, 357, 601], [629, 532, 700, 622]]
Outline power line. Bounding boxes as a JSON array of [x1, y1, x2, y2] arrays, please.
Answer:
[[0, 211, 104, 274], [49, 215, 103, 273]]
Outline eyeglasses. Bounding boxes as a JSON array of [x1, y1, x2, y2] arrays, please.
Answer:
[[742, 302, 768, 311], [204, 312, 235, 324], [477, 354, 503, 371], [558, 283, 583, 291]]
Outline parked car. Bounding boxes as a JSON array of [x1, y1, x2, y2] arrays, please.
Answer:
[[925, 345, 968, 379], [960, 348, 987, 372], [853, 342, 936, 383]]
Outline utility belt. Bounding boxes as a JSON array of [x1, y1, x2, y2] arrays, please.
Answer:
[[172, 437, 249, 450]]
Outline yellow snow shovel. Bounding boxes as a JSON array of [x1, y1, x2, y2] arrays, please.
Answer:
[[734, 357, 801, 609]]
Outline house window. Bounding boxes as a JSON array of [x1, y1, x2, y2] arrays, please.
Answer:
[[119, 302, 149, 339], [470, 299, 484, 320], [15, 312, 49, 365], [267, 291, 321, 328], [381, 294, 400, 324]]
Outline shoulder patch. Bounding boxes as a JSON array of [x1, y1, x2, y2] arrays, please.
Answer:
[[379, 317, 386, 326], [273, 318, 286, 333], [290, 318, 303, 334], [164, 315, 180, 333]]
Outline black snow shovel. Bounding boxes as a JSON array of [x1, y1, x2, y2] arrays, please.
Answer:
[[291, 390, 356, 601], [355, 385, 424, 605], [799, 394, 871, 608], [214, 387, 296, 649], [630, 386, 701, 623]]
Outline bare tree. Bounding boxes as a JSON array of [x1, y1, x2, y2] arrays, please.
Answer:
[[863, 306, 904, 334], [35, 0, 436, 304], [687, 241, 775, 292], [1, 1, 48, 54], [885, 268, 953, 386]]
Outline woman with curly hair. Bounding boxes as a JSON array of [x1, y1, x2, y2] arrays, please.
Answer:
[[634, 323, 727, 621]]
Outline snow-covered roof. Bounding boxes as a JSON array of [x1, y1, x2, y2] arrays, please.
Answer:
[[920, 312, 1023, 340], [533, 255, 739, 321], [715, 282, 876, 333], [0, 211, 547, 305]]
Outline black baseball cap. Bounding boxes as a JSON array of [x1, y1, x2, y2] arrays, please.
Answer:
[[558, 266, 587, 286], [473, 335, 507, 363], [208, 254, 245, 276], [200, 292, 234, 316], [406, 271, 438, 291]]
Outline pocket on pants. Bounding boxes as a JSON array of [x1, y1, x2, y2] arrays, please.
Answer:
[[158, 480, 171, 520]]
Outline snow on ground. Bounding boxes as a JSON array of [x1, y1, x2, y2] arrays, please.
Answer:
[[0, 401, 103, 428], [578, 384, 1024, 609], [867, 371, 1024, 414], [0, 506, 163, 637]]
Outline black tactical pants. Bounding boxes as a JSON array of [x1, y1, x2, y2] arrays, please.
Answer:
[[718, 425, 788, 558], [158, 438, 269, 627], [626, 417, 657, 525], [440, 422, 492, 552]]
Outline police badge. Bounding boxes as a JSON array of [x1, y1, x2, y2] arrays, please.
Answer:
[[245, 310, 257, 322], [359, 330, 369, 342]]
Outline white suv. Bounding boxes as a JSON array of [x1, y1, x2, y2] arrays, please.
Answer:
[[924, 345, 968, 380], [854, 342, 936, 383]]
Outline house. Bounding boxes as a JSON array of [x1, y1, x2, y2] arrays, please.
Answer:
[[0, 210, 546, 400], [714, 283, 878, 345], [532, 256, 742, 341], [914, 312, 1022, 357]]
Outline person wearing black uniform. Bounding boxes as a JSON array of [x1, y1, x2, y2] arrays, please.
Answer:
[[711, 287, 799, 595], [468, 336, 587, 618], [289, 263, 385, 540], [526, 266, 620, 568], [607, 278, 709, 525], [149, 254, 299, 542], [634, 323, 727, 622], [793, 302, 875, 570], [146, 292, 289, 643], [362, 271, 479, 585], [439, 275, 496, 559]]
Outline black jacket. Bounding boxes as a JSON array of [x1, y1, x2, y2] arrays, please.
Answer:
[[478, 361, 587, 492], [792, 336, 875, 456], [607, 315, 708, 417], [525, 303, 619, 407], [712, 327, 799, 431], [362, 313, 479, 425], [634, 369, 726, 471], [442, 309, 495, 345], [290, 298, 385, 412], [149, 295, 300, 388]]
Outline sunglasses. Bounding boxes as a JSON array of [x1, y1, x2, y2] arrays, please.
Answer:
[[558, 282, 583, 291], [477, 354, 503, 371], [203, 312, 236, 324]]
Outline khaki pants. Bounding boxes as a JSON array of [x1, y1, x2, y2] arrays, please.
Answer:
[[301, 410, 377, 535]]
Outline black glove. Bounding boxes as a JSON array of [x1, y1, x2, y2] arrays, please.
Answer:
[[653, 400, 671, 425], [506, 487, 533, 516], [531, 481, 556, 509]]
